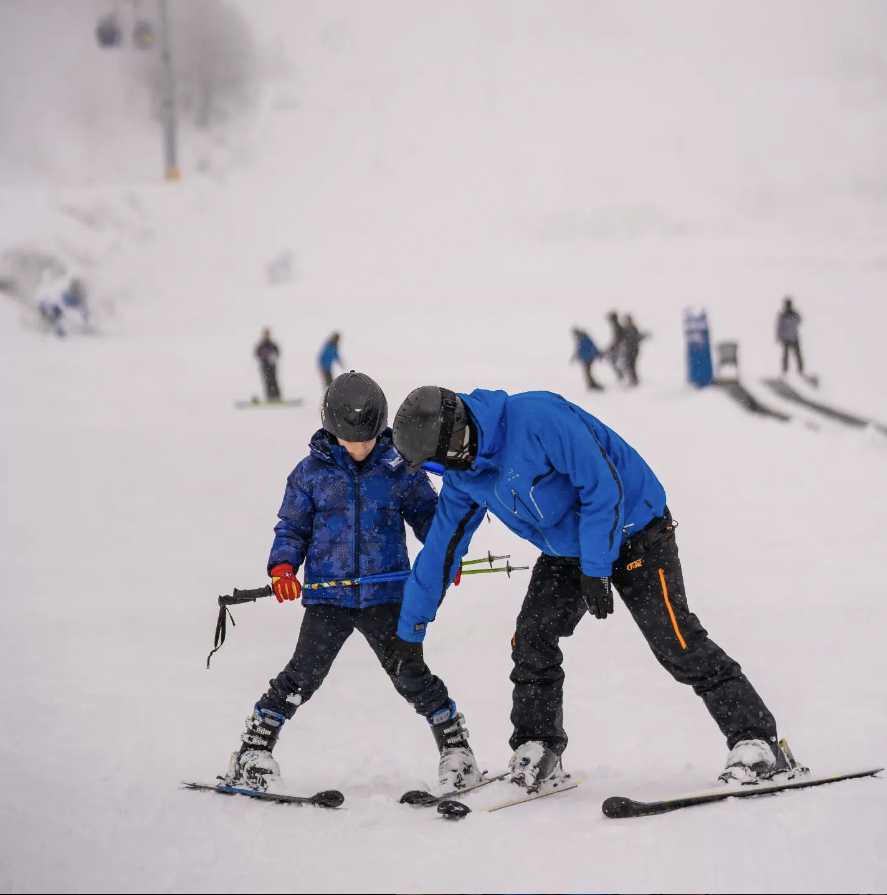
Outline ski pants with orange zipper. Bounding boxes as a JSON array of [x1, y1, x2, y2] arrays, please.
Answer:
[[509, 509, 778, 755]]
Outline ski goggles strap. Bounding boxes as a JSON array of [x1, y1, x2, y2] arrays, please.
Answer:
[[435, 388, 460, 462]]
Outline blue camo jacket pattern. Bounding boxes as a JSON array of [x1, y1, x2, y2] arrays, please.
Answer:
[[268, 428, 438, 609]]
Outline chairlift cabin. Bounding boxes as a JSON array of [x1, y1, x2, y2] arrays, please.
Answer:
[[96, 14, 122, 48]]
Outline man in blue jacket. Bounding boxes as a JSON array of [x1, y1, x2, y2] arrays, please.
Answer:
[[225, 373, 481, 792], [386, 386, 784, 791]]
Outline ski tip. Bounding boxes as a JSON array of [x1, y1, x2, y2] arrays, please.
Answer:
[[601, 796, 639, 819], [313, 789, 345, 808], [437, 799, 471, 820], [400, 789, 438, 806]]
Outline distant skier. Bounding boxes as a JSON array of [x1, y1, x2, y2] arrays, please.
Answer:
[[224, 372, 481, 794], [605, 310, 626, 381], [389, 386, 789, 793], [570, 327, 604, 391], [621, 314, 647, 387], [776, 297, 803, 375], [318, 332, 343, 388], [254, 328, 281, 402], [37, 299, 65, 337], [60, 277, 90, 327]]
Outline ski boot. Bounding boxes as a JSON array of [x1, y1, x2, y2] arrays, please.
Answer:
[[718, 737, 796, 785], [224, 705, 286, 791], [429, 703, 482, 791], [508, 741, 566, 793]]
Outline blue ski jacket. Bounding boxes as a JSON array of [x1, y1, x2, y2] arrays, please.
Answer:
[[396, 389, 667, 642], [318, 341, 341, 372], [574, 333, 599, 363], [268, 428, 438, 609]]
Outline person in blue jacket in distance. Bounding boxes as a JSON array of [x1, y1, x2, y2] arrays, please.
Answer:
[[317, 331, 343, 387], [385, 386, 786, 792], [225, 372, 481, 793], [570, 326, 604, 391]]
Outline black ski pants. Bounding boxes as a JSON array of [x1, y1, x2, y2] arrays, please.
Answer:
[[260, 362, 281, 401], [580, 360, 604, 391], [257, 602, 451, 722], [781, 340, 804, 374], [510, 511, 777, 755]]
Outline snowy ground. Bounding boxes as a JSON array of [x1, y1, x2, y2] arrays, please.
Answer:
[[3, 4, 887, 893]]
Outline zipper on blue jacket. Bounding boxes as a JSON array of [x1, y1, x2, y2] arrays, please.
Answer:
[[493, 481, 561, 557], [353, 469, 361, 605]]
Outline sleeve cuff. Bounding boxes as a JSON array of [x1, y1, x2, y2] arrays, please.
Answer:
[[397, 617, 428, 643]]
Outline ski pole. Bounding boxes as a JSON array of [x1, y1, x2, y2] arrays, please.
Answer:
[[460, 560, 529, 578], [207, 561, 530, 668], [460, 551, 510, 568]]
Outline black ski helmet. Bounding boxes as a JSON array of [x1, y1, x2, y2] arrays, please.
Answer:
[[322, 371, 388, 442], [392, 386, 474, 469]]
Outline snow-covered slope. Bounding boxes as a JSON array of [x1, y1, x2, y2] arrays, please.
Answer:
[[2, 3, 886, 893]]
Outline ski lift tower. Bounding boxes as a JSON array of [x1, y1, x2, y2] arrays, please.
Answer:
[[157, 0, 180, 181]]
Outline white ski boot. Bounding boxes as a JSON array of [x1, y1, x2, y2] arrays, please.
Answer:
[[508, 741, 565, 792], [225, 706, 285, 791], [719, 737, 790, 785], [430, 704, 482, 791]]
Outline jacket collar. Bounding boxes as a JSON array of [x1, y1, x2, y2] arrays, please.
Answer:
[[308, 427, 398, 473], [456, 389, 509, 474]]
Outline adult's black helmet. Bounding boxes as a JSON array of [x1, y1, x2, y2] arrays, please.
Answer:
[[393, 386, 475, 470], [322, 371, 387, 441]]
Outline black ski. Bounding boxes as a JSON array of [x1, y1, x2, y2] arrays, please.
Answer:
[[400, 771, 508, 807], [602, 767, 883, 819], [182, 780, 344, 808], [762, 378, 887, 434]]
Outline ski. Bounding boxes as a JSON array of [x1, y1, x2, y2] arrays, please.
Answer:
[[762, 378, 887, 434], [400, 771, 509, 807], [602, 767, 883, 819], [713, 379, 791, 422], [234, 398, 304, 409], [486, 776, 579, 813], [181, 780, 344, 808]]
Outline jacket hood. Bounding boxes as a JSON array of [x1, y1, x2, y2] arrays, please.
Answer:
[[457, 389, 509, 471]]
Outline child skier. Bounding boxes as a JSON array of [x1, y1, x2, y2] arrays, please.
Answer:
[[225, 371, 482, 793]]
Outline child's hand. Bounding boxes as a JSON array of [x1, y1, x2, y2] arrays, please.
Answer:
[[270, 563, 302, 602]]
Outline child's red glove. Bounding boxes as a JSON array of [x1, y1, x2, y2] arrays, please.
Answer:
[[270, 563, 302, 602], [453, 566, 462, 586]]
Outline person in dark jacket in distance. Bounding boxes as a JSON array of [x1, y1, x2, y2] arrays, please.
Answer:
[[605, 310, 626, 381], [621, 314, 647, 387], [254, 328, 281, 401], [776, 297, 803, 375], [386, 386, 787, 792], [225, 372, 481, 793]]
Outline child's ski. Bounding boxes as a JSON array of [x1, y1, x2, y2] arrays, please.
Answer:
[[400, 771, 508, 807], [485, 777, 579, 813], [181, 780, 344, 808]]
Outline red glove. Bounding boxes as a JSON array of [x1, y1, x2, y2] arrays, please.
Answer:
[[270, 563, 302, 603], [453, 566, 462, 586]]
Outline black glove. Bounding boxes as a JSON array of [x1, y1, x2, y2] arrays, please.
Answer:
[[381, 635, 424, 676], [581, 575, 613, 620]]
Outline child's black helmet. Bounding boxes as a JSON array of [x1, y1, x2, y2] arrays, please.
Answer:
[[322, 371, 388, 441], [393, 386, 474, 470]]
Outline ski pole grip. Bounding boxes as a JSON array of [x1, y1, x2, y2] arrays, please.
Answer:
[[219, 585, 273, 606]]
